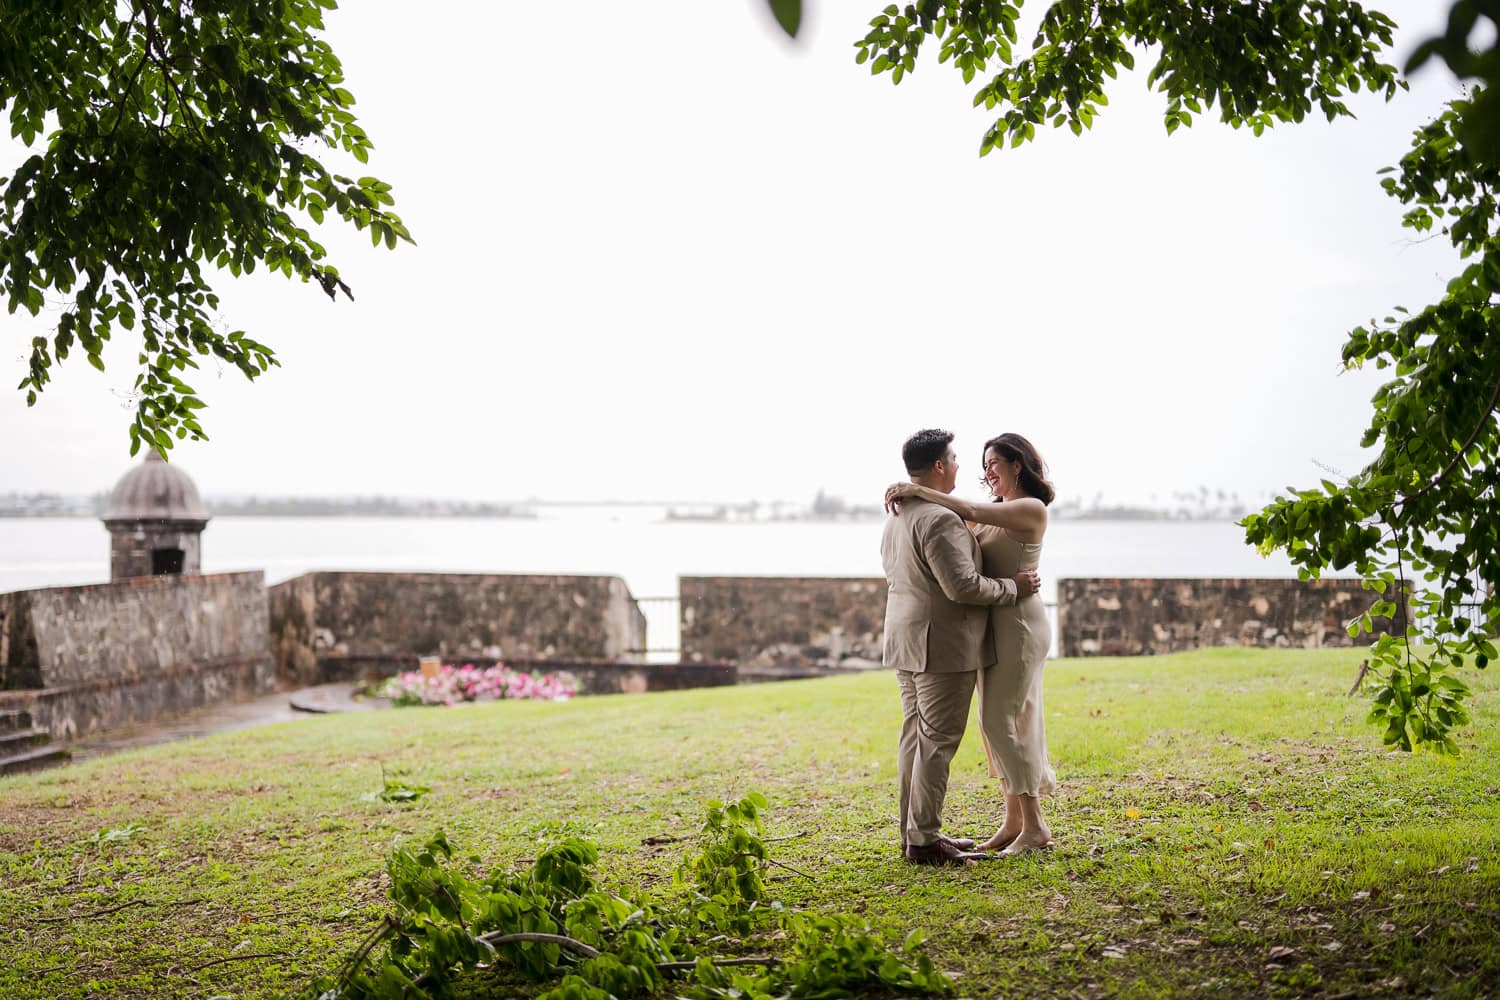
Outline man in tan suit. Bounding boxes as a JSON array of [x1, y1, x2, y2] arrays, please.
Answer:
[[882, 428, 1038, 865]]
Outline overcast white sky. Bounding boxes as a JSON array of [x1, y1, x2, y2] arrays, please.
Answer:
[[0, 0, 1468, 506]]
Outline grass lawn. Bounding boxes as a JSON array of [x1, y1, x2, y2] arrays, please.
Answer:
[[2, 647, 1497, 999]]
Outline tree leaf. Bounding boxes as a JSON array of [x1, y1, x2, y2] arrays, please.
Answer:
[[766, 0, 801, 37]]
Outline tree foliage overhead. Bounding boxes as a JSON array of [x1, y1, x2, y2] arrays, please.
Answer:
[[761, 0, 1497, 751], [0, 0, 410, 455], [1242, 85, 1499, 755], [1407, 0, 1500, 166], [853, 0, 1403, 152]]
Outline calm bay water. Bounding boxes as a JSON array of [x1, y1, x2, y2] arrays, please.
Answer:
[[0, 513, 1299, 600]]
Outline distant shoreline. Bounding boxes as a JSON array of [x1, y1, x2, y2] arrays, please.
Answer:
[[0, 492, 1253, 523], [0, 509, 1250, 523]]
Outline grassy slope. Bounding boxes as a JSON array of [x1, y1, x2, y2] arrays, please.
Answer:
[[1, 647, 1497, 1000]]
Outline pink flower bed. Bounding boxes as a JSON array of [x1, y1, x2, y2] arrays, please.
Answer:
[[378, 662, 576, 707]]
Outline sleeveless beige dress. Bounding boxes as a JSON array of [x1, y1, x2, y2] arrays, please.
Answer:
[[973, 523, 1056, 797]]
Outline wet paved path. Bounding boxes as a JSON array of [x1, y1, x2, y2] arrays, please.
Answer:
[[66, 684, 378, 763]]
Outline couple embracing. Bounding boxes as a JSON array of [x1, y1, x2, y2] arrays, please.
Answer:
[[880, 428, 1056, 866]]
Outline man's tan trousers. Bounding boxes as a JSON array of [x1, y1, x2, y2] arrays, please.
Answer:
[[896, 668, 976, 847]]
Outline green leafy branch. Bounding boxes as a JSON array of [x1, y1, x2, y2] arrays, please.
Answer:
[[847, 0, 1402, 155], [1406, 0, 1500, 166], [1243, 93, 1499, 754], [0, 0, 411, 455], [303, 794, 950, 1000]]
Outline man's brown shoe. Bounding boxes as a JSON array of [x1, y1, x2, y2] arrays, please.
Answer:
[[904, 840, 988, 866], [899, 833, 978, 854]]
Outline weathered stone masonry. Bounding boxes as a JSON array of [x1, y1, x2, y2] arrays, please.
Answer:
[[0, 571, 1402, 745], [1056, 577, 1403, 657], [0, 572, 273, 739], [680, 575, 1396, 666], [268, 571, 648, 686], [680, 576, 886, 668]]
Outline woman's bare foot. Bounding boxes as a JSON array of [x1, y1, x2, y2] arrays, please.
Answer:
[[978, 826, 1022, 852], [999, 830, 1055, 856]]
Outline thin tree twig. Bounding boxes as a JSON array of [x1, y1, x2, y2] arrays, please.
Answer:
[[764, 857, 815, 880], [1347, 659, 1370, 697], [400, 932, 604, 997], [138, 0, 210, 145], [644, 830, 805, 847], [24, 963, 69, 975], [334, 916, 396, 990], [731, 850, 816, 880], [396, 930, 784, 998], [186, 951, 287, 972], [34, 897, 207, 923], [436, 885, 467, 932], [659, 955, 782, 973], [108, 45, 152, 138], [474, 932, 601, 958]]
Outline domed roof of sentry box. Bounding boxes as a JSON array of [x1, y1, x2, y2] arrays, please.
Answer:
[[103, 450, 210, 524]]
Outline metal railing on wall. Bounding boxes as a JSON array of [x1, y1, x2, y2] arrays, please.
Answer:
[[630, 596, 682, 663]]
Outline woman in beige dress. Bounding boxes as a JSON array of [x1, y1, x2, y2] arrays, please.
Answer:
[[885, 432, 1056, 856]]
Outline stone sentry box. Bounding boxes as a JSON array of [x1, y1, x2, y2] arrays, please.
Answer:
[[268, 571, 649, 686], [1056, 577, 1404, 657], [102, 449, 210, 580]]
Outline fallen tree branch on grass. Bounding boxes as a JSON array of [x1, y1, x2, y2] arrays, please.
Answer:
[[307, 794, 947, 1000]]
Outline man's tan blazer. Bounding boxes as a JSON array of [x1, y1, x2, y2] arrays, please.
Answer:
[[880, 499, 1017, 673]]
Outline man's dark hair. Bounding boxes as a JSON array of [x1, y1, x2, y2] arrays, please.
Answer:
[[902, 428, 954, 476]]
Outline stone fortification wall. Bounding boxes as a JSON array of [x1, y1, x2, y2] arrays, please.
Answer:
[[677, 575, 1400, 666], [1057, 577, 1402, 657], [0, 572, 272, 739], [268, 573, 318, 688], [268, 572, 648, 686], [680, 576, 886, 668]]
